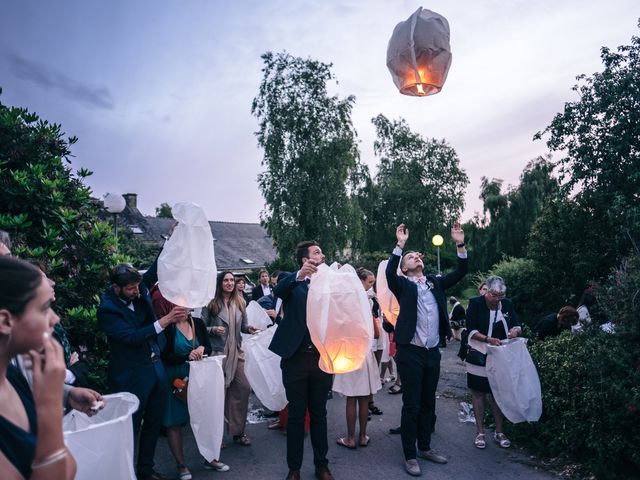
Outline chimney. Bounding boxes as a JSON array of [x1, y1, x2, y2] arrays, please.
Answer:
[[123, 193, 137, 209]]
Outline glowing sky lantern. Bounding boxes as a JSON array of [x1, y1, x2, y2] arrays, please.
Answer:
[[387, 7, 452, 97], [376, 260, 401, 326], [306, 263, 373, 374]]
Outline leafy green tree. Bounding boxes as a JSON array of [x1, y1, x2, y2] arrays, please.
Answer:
[[360, 114, 468, 253], [534, 23, 640, 262], [251, 52, 365, 262], [0, 93, 115, 389], [466, 157, 560, 272], [155, 202, 173, 219]]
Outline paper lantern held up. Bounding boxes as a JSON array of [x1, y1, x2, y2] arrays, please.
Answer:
[[306, 263, 373, 374], [387, 6, 452, 97]]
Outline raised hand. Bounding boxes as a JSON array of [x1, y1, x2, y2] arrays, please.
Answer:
[[159, 306, 190, 328], [298, 259, 318, 280], [396, 224, 409, 248], [451, 222, 464, 245]]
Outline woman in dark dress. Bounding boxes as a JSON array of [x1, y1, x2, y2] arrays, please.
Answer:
[[0, 256, 76, 479], [465, 276, 521, 450]]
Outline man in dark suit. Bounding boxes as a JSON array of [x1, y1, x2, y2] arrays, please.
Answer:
[[269, 241, 334, 480], [98, 263, 189, 480], [386, 223, 467, 477], [251, 269, 272, 301]]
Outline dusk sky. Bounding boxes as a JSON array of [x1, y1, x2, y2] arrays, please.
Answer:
[[1, 1, 638, 223]]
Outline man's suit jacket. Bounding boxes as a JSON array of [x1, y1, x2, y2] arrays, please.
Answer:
[[386, 251, 468, 346], [97, 281, 166, 394], [251, 284, 271, 302], [466, 296, 519, 339], [268, 272, 310, 359]]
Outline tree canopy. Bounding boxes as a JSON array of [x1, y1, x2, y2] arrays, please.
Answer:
[[251, 52, 365, 264]]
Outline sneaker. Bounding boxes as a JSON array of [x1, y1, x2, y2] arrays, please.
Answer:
[[417, 449, 447, 464], [203, 460, 230, 472], [404, 459, 421, 476]]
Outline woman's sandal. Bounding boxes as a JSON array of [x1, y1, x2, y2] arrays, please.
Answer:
[[233, 434, 251, 446], [474, 433, 486, 449], [336, 437, 356, 449], [494, 432, 511, 448], [388, 384, 403, 395], [368, 402, 383, 415], [359, 435, 370, 447]]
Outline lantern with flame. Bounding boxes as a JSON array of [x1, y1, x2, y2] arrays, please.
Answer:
[[387, 7, 452, 97], [306, 264, 373, 374]]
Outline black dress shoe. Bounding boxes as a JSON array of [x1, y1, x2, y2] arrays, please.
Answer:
[[315, 466, 335, 480], [389, 426, 401, 434]]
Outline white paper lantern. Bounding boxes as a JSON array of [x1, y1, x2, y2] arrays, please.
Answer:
[[376, 260, 401, 326], [387, 7, 452, 97], [157, 202, 217, 308], [306, 263, 373, 374]]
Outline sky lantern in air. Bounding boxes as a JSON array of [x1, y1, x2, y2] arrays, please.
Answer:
[[387, 6, 452, 97]]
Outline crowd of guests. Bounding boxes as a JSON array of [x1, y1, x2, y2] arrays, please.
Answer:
[[0, 225, 612, 480]]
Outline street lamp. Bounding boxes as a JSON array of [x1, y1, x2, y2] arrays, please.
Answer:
[[432, 234, 444, 275], [104, 193, 126, 246]]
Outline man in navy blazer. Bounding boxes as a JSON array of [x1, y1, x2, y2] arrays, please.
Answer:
[[98, 263, 189, 480], [386, 223, 468, 477], [269, 241, 334, 480]]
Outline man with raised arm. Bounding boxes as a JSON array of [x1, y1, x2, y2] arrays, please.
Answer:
[[386, 223, 468, 477]]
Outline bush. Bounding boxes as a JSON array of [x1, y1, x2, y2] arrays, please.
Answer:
[[0, 94, 115, 389], [488, 257, 546, 326]]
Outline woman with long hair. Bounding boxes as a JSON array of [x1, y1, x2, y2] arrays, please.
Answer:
[[333, 267, 382, 449], [150, 285, 219, 478], [202, 271, 257, 447], [0, 255, 76, 479]]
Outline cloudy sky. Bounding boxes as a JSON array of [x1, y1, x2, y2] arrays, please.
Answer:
[[1, 0, 638, 223]]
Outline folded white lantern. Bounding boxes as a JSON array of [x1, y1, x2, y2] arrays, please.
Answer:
[[158, 202, 217, 308], [387, 7, 452, 97], [306, 263, 373, 374]]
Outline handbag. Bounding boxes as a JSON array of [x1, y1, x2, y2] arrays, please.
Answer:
[[465, 348, 486, 366], [172, 316, 197, 403], [465, 308, 508, 367]]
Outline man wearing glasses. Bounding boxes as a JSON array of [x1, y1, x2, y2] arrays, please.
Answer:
[[98, 263, 189, 480], [386, 223, 468, 477]]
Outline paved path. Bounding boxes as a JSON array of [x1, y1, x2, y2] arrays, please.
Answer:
[[154, 344, 557, 479]]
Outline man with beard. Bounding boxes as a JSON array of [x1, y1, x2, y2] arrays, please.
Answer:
[[98, 263, 189, 480]]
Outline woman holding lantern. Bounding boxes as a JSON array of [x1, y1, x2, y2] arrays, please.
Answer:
[[333, 268, 382, 449], [202, 271, 258, 449]]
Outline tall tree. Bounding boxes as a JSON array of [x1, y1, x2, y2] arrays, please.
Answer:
[[155, 202, 173, 219], [465, 156, 560, 273], [535, 23, 640, 257], [251, 52, 364, 263], [361, 114, 468, 252]]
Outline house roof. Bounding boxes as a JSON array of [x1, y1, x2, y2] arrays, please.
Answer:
[[97, 198, 276, 270]]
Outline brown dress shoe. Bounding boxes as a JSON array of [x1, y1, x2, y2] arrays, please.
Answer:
[[286, 469, 301, 480], [315, 466, 335, 480]]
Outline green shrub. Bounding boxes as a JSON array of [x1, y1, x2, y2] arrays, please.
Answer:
[[488, 256, 546, 326], [509, 329, 640, 479]]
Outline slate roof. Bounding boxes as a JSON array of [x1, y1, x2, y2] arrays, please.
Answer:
[[97, 198, 276, 271]]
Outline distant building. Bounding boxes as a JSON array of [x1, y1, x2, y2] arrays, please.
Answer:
[[98, 193, 277, 274]]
